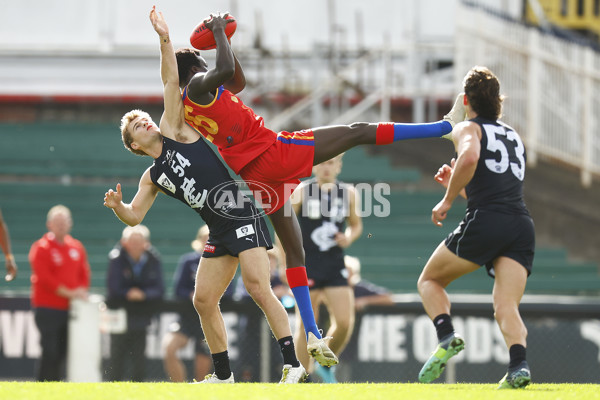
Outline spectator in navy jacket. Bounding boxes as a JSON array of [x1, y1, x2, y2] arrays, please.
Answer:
[[106, 224, 164, 381]]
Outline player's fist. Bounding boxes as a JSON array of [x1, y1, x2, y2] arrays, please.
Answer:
[[431, 199, 452, 227], [204, 12, 233, 32], [434, 158, 456, 189]]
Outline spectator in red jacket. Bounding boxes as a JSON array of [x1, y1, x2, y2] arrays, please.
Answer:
[[29, 204, 90, 381]]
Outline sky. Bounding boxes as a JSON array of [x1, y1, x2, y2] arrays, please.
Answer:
[[0, 0, 461, 52]]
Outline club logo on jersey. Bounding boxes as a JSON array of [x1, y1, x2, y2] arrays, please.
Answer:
[[181, 177, 208, 209], [163, 151, 209, 209], [235, 224, 255, 239], [310, 221, 339, 252], [157, 173, 176, 194]]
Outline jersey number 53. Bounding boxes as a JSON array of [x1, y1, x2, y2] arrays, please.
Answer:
[[482, 124, 526, 181]]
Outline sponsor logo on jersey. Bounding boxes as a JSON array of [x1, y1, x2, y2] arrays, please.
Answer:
[[207, 180, 275, 220], [204, 244, 215, 253], [158, 173, 176, 194], [235, 224, 255, 239]]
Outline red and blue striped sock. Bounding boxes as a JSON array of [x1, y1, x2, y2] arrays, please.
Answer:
[[375, 121, 452, 144], [286, 266, 321, 340]]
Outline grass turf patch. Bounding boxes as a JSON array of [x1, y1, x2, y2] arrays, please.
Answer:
[[1, 382, 600, 400]]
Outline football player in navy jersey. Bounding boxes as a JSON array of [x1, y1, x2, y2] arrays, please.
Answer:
[[176, 8, 463, 370], [417, 66, 534, 389], [290, 155, 363, 383], [103, 7, 307, 384]]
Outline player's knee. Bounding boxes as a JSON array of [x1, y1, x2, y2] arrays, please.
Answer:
[[493, 303, 516, 324], [192, 292, 217, 314], [244, 280, 270, 307], [416, 274, 428, 295]]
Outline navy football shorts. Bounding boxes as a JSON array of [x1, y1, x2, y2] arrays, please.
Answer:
[[445, 209, 535, 278], [202, 216, 273, 258], [306, 253, 348, 289]]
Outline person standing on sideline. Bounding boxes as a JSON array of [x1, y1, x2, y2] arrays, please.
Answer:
[[106, 224, 165, 382], [417, 66, 534, 389], [29, 205, 90, 381], [162, 225, 213, 382], [0, 207, 18, 281], [290, 155, 362, 383], [103, 7, 308, 383], [169, 11, 465, 363]]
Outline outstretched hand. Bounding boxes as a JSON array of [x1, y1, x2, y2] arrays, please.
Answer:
[[150, 5, 169, 36], [104, 183, 123, 209]]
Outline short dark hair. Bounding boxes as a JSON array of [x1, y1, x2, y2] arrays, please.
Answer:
[[463, 66, 503, 120], [175, 48, 207, 88]]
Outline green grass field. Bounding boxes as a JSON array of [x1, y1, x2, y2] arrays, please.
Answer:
[[1, 382, 599, 400]]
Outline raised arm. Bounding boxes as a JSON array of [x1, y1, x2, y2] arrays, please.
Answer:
[[104, 168, 159, 226], [187, 14, 237, 100], [223, 52, 246, 94], [149, 6, 184, 138]]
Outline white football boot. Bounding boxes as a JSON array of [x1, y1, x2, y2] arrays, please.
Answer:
[[307, 332, 339, 367], [194, 372, 234, 383], [279, 364, 308, 384]]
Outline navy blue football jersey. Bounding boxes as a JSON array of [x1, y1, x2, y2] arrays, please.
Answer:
[[466, 116, 529, 215], [149, 136, 263, 236], [298, 178, 349, 273]]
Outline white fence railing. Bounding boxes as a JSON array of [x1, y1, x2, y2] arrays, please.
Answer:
[[454, 1, 600, 187]]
